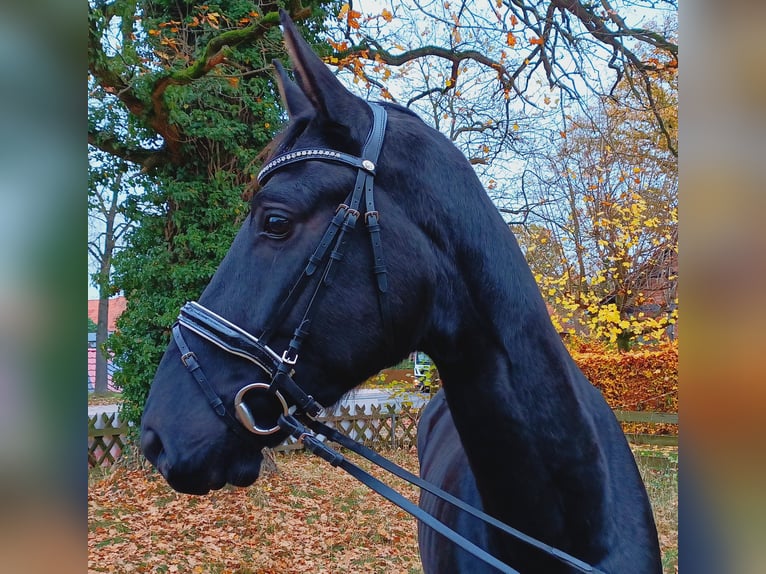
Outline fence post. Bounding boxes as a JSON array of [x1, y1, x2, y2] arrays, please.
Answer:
[[391, 410, 397, 449]]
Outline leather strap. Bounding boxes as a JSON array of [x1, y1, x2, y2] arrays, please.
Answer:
[[278, 414, 521, 574], [172, 324, 249, 438], [304, 417, 606, 574]]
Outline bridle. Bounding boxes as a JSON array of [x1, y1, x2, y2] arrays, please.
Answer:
[[169, 102, 607, 574], [172, 102, 391, 436]]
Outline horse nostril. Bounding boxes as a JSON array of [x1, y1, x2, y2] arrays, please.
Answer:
[[140, 427, 164, 465]]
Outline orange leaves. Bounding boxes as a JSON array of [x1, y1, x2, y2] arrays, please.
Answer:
[[529, 37, 544, 46], [506, 32, 517, 47], [573, 345, 678, 415], [328, 38, 349, 52], [90, 451, 423, 572], [338, 3, 362, 29], [381, 8, 393, 23]]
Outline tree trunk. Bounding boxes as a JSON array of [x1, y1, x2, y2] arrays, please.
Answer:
[[94, 296, 110, 394]]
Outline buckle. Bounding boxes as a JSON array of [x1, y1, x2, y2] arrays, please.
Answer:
[[181, 351, 197, 368], [365, 210, 379, 223], [281, 349, 298, 365]]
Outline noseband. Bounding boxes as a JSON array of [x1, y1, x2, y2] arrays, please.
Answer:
[[171, 103, 391, 435]]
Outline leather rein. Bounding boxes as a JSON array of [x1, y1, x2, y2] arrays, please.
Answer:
[[170, 103, 606, 574]]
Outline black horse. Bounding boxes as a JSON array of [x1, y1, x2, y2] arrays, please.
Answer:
[[141, 11, 661, 573]]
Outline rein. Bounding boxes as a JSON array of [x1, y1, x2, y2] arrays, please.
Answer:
[[170, 102, 606, 574]]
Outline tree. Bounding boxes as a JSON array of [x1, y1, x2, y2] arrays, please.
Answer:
[[319, 1, 676, 230], [88, 156, 135, 394], [88, 1, 334, 424], [321, 2, 678, 350], [326, 0, 677, 155], [514, 73, 677, 350]]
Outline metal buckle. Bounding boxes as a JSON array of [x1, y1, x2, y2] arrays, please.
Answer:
[[281, 349, 298, 365], [180, 351, 196, 367], [365, 210, 379, 223], [234, 382, 290, 435]]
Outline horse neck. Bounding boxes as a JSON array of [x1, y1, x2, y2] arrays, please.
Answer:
[[423, 189, 613, 532]]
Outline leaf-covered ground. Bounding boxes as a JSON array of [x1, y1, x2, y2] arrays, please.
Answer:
[[89, 447, 677, 573], [89, 449, 423, 573]]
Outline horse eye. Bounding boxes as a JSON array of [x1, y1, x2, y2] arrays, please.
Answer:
[[263, 214, 292, 238]]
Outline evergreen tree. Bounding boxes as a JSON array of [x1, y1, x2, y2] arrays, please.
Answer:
[[88, 1, 334, 424]]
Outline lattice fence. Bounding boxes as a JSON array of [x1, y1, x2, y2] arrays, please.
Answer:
[[87, 403, 676, 467], [275, 403, 423, 453], [88, 412, 131, 467]]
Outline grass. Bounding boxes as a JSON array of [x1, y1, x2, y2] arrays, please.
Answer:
[[88, 391, 123, 406], [89, 446, 677, 573], [634, 446, 678, 573]]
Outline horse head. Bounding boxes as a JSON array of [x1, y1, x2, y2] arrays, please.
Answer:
[[141, 11, 466, 494]]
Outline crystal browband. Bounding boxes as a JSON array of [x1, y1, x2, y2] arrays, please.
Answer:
[[257, 148, 376, 185]]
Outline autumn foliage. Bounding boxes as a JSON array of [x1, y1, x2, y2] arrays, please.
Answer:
[[576, 345, 677, 410], [89, 451, 422, 573]]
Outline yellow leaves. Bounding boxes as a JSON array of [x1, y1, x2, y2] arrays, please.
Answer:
[[512, 122, 519, 131], [381, 8, 393, 22], [205, 11, 220, 29]]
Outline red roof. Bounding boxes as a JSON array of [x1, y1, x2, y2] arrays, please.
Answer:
[[88, 296, 127, 332]]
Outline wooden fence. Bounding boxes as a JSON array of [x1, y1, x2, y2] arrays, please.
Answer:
[[88, 412, 131, 467], [614, 410, 678, 446], [88, 405, 677, 468], [274, 403, 422, 453]]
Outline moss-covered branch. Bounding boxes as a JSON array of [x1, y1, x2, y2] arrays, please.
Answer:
[[88, 130, 169, 172]]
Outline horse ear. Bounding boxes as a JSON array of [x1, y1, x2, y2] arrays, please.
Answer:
[[279, 9, 367, 127], [273, 59, 312, 119]]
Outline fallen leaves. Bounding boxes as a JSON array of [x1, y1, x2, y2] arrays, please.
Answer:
[[89, 450, 422, 573], [89, 446, 677, 573]]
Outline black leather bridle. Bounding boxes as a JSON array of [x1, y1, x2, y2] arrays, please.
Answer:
[[172, 102, 390, 436], [169, 102, 606, 574]]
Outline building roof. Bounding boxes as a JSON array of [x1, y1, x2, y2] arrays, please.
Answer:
[[88, 296, 127, 332]]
